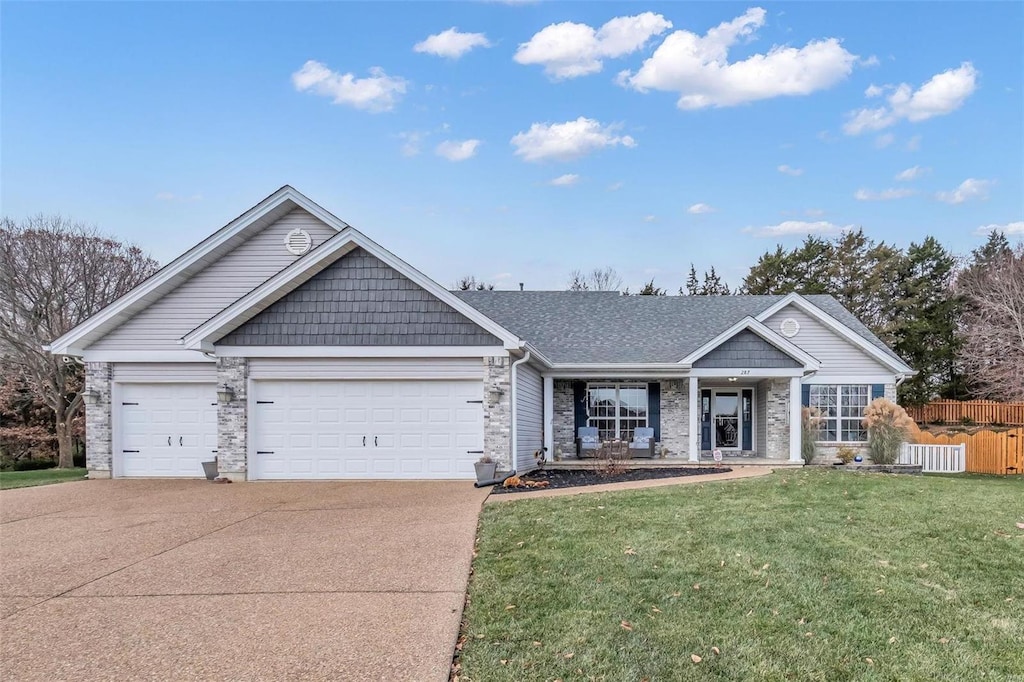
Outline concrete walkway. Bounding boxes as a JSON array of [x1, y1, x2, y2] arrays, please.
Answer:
[[1, 479, 489, 681], [487, 466, 775, 502]]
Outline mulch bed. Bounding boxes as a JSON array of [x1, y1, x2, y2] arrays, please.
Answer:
[[490, 466, 732, 494]]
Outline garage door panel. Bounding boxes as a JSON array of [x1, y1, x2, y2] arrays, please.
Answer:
[[253, 379, 483, 480], [116, 383, 217, 478]]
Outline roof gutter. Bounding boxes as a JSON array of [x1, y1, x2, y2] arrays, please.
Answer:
[[509, 347, 531, 471]]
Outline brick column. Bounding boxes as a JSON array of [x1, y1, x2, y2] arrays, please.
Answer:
[[84, 362, 113, 478], [483, 356, 512, 470], [216, 357, 248, 481], [660, 379, 689, 457], [764, 378, 791, 460]]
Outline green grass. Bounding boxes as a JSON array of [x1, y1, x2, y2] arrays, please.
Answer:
[[0, 467, 87, 489], [459, 470, 1024, 681]]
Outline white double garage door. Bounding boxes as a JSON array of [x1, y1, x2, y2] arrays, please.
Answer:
[[117, 366, 484, 480]]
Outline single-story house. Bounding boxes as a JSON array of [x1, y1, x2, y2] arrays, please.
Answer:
[[48, 187, 915, 480]]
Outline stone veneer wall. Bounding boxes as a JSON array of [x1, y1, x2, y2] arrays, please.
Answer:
[[484, 356, 512, 469], [84, 362, 113, 477], [551, 379, 690, 459], [764, 378, 791, 460], [217, 357, 249, 479]]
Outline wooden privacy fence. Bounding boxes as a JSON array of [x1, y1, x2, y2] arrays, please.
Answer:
[[914, 428, 1024, 475], [907, 400, 1024, 425], [899, 443, 966, 473]]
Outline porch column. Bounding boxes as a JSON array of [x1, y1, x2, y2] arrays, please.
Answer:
[[543, 376, 554, 459], [688, 376, 699, 462], [789, 376, 803, 462]]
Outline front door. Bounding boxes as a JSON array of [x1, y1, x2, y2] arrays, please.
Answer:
[[713, 392, 740, 449]]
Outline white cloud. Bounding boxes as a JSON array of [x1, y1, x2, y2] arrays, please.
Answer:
[[974, 221, 1024, 235], [548, 173, 580, 186], [398, 131, 426, 157], [510, 117, 636, 162], [865, 84, 885, 98], [414, 28, 491, 59], [514, 12, 672, 79], [777, 164, 804, 176], [843, 62, 978, 135], [687, 202, 717, 214], [905, 135, 922, 151], [746, 220, 853, 237], [619, 7, 857, 109], [854, 187, 915, 201], [292, 61, 408, 112], [895, 165, 930, 181], [936, 178, 992, 204], [607, 181, 624, 191], [643, 215, 657, 222], [435, 139, 481, 161], [874, 133, 895, 148]]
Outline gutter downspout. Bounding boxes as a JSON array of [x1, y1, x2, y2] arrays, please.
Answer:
[[510, 349, 531, 472], [895, 373, 907, 388]]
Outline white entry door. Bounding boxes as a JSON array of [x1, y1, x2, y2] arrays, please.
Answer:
[[118, 383, 218, 477], [251, 380, 484, 480]]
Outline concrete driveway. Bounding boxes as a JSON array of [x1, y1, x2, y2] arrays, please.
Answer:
[[0, 479, 490, 681]]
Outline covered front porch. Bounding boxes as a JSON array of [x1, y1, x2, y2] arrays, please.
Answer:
[[542, 371, 806, 465]]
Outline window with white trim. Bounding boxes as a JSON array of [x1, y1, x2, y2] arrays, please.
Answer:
[[587, 383, 648, 441], [809, 385, 869, 442]]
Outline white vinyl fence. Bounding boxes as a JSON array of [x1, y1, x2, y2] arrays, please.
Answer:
[[899, 443, 966, 473]]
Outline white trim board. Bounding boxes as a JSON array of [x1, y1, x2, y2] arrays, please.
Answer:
[[83, 351, 216, 363], [755, 293, 913, 374], [679, 316, 820, 370], [182, 228, 523, 351], [804, 375, 897, 385], [213, 346, 509, 358], [689, 368, 805, 378], [48, 186, 350, 356]]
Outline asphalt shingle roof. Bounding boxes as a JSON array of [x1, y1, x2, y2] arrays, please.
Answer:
[[452, 291, 907, 366]]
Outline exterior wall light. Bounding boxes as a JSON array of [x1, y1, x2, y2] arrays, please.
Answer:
[[216, 384, 235, 404], [728, 377, 738, 382], [81, 388, 100, 406]]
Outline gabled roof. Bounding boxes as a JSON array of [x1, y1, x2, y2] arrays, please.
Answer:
[[679, 316, 820, 370], [182, 227, 523, 351], [454, 291, 912, 372], [47, 186, 350, 355]]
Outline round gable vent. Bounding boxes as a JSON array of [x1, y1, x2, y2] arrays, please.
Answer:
[[284, 228, 312, 255], [779, 318, 800, 338]]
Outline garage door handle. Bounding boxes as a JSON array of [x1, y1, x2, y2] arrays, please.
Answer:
[[466, 400, 483, 404], [122, 450, 139, 453], [466, 450, 484, 454], [256, 451, 274, 455], [179, 436, 183, 447], [363, 436, 366, 447], [374, 436, 378, 447], [168, 436, 171, 446]]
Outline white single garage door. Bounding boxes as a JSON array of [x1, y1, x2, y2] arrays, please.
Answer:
[[251, 380, 484, 480], [118, 383, 218, 477]]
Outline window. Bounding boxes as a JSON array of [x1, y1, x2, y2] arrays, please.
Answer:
[[809, 385, 869, 442], [587, 383, 648, 441]]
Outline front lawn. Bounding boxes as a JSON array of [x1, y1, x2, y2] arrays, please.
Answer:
[[459, 470, 1024, 681], [0, 467, 87, 489]]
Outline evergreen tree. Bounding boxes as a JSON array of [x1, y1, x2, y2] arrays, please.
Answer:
[[681, 264, 700, 295], [638, 279, 666, 295]]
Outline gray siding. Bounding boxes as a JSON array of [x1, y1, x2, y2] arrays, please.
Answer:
[[247, 357, 486, 380], [515, 363, 543, 472], [91, 210, 337, 351], [765, 305, 892, 377], [693, 329, 803, 368], [219, 247, 501, 346], [113, 363, 216, 382]]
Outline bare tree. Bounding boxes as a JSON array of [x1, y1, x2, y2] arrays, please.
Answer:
[[0, 216, 159, 467], [567, 266, 623, 292], [958, 242, 1024, 401], [453, 275, 494, 291]]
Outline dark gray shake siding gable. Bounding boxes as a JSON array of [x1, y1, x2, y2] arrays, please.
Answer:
[[692, 330, 803, 369], [218, 247, 502, 346]]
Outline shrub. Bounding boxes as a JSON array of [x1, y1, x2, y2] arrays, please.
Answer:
[[800, 407, 822, 465], [862, 398, 915, 465], [835, 446, 857, 464]]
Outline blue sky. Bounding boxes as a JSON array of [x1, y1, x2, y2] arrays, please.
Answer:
[[2, 1, 1022, 291]]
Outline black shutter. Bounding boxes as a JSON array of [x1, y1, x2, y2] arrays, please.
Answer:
[[871, 384, 884, 401], [801, 384, 811, 407], [648, 382, 661, 441], [572, 381, 588, 437], [700, 389, 712, 451], [742, 389, 753, 451]]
